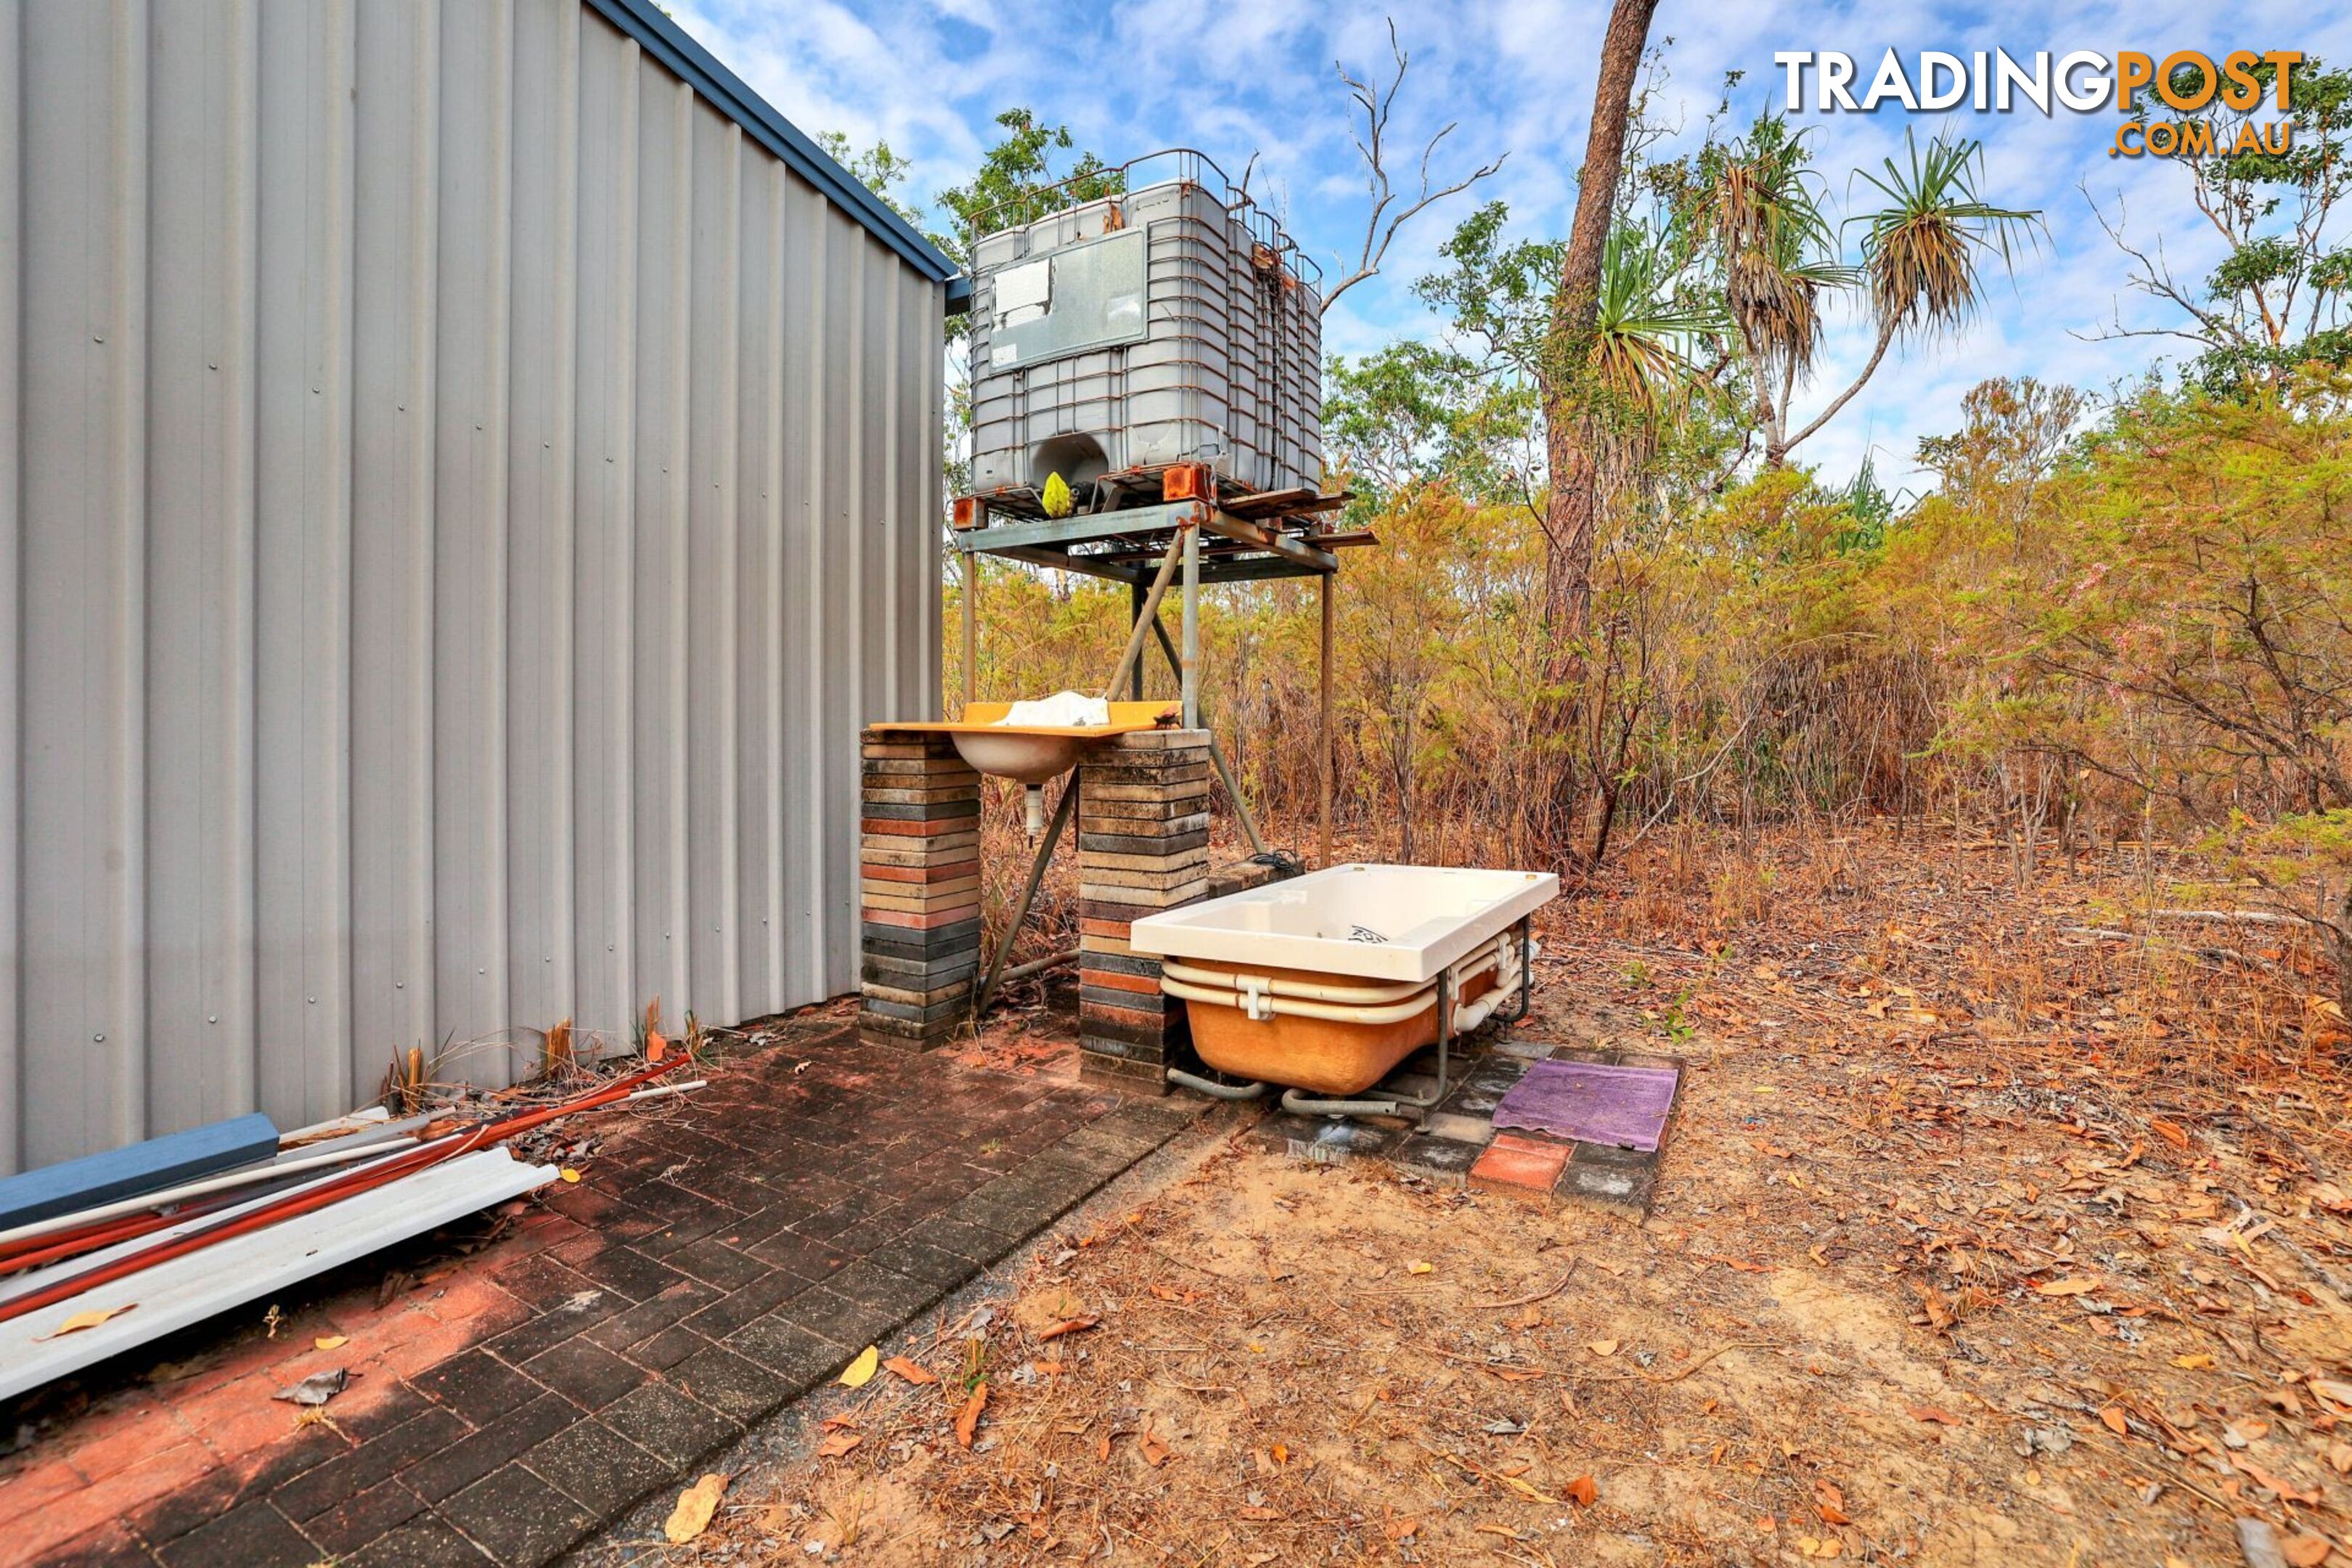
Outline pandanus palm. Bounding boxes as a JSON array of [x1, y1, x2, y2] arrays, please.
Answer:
[[1710, 119, 1851, 415], [1587, 221, 1723, 421], [1765, 128, 2040, 467]]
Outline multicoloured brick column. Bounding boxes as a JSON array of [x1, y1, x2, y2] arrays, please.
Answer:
[[859, 729, 982, 1047], [1074, 729, 1211, 1091]]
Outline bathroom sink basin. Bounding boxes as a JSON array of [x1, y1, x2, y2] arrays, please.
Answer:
[[872, 701, 1177, 784]]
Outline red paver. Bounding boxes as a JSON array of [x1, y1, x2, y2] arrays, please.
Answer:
[[0, 1002, 1198, 1567], [1467, 1130, 1572, 1199]]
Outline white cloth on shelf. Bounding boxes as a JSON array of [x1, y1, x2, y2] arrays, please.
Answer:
[[995, 691, 1109, 727]]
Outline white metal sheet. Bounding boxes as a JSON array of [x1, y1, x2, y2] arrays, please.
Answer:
[[0, 1148, 555, 1400]]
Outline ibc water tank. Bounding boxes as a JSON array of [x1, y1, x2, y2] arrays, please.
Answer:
[[966, 160, 1323, 513]]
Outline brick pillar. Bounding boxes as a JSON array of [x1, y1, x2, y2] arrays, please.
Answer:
[[1075, 730, 1211, 1090], [859, 730, 982, 1047]]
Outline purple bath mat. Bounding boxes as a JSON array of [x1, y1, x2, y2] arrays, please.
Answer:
[[1492, 1061, 1679, 1151]]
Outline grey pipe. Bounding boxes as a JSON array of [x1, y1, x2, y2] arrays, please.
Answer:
[[1166, 1067, 1270, 1101], [970, 781, 1077, 1024], [1279, 1087, 1402, 1117]]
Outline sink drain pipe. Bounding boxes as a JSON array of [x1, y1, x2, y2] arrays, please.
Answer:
[[1164, 1066, 1270, 1100]]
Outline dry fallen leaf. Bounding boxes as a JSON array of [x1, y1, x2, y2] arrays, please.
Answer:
[[313, 1335, 349, 1352], [38, 1304, 135, 1340], [815, 1430, 863, 1459], [838, 1346, 880, 1388], [2309, 1379, 2352, 1410], [2034, 1276, 2101, 1297], [273, 1370, 349, 1407], [1814, 1481, 1852, 1526], [559, 1168, 581, 1184], [663, 1473, 728, 1544], [1565, 1474, 1597, 1508], [1908, 1406, 1961, 1426], [1038, 1315, 1099, 1341], [955, 1383, 988, 1450], [1585, 1339, 1620, 1357], [2100, 1408, 2129, 1435], [2283, 1534, 2334, 1567], [2172, 1352, 2217, 1371], [2149, 1118, 2192, 1149], [883, 1355, 937, 1386], [1407, 1261, 1434, 1275], [1138, 1423, 1174, 1468]]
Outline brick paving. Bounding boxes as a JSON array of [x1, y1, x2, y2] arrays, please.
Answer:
[[0, 1008, 1197, 1567], [1246, 1041, 1683, 1216]]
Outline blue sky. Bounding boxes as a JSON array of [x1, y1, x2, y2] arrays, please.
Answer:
[[672, 0, 2348, 491]]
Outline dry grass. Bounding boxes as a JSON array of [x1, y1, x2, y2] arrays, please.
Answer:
[[648, 827, 2351, 1568]]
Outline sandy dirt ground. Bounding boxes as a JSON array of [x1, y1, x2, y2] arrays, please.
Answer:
[[662, 830, 2352, 1567]]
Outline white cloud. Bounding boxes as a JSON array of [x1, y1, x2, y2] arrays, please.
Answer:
[[673, 0, 2352, 486]]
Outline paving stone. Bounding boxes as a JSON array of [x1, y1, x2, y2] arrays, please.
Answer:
[[131, 1463, 279, 1548], [594, 1384, 738, 1470], [30, 1521, 159, 1568], [776, 1285, 899, 1352], [1468, 1131, 1571, 1201], [338, 1515, 495, 1568], [1389, 1134, 1483, 1186], [1241, 1111, 1325, 1157], [479, 1294, 608, 1365], [404, 1396, 580, 1504], [520, 1337, 650, 1412], [579, 1279, 722, 1357], [272, 1406, 469, 1522], [1558, 1140, 1660, 1217], [904, 1212, 1021, 1265], [438, 1463, 600, 1567], [1417, 1111, 1497, 1146], [544, 1242, 685, 1304], [297, 1477, 430, 1560], [1301, 1119, 1397, 1164], [1441, 1057, 1534, 1117], [861, 1235, 984, 1293], [677, 1267, 817, 1341], [616, 1324, 712, 1372], [721, 1317, 852, 1389], [12, 1015, 1182, 1568], [522, 1419, 673, 1521], [407, 1351, 547, 1429], [822, 1258, 947, 1320], [153, 1502, 315, 1568], [742, 1228, 852, 1282], [667, 1343, 793, 1422]]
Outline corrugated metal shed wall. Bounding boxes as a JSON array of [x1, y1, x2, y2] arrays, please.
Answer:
[[0, 0, 946, 1174]]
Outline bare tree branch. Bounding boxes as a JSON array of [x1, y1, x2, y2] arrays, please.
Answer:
[[1322, 17, 1507, 317]]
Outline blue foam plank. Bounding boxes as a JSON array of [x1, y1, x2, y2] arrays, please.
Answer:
[[0, 1114, 281, 1230]]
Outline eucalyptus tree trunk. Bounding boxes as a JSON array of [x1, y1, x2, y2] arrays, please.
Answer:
[[1536, 0, 1659, 861]]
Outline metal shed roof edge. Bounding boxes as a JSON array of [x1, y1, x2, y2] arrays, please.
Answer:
[[587, 0, 973, 314]]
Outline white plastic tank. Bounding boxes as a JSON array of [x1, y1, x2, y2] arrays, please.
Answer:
[[966, 159, 1323, 507]]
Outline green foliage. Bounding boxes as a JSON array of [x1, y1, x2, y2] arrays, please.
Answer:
[[2112, 56, 2352, 396], [933, 109, 1124, 267], [1322, 341, 1537, 521], [1848, 129, 2040, 335]]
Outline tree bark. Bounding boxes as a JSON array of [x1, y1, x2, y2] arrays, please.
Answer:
[[1535, 0, 1659, 858]]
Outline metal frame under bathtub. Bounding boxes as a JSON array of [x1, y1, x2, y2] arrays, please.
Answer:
[[1164, 915, 1537, 1120]]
